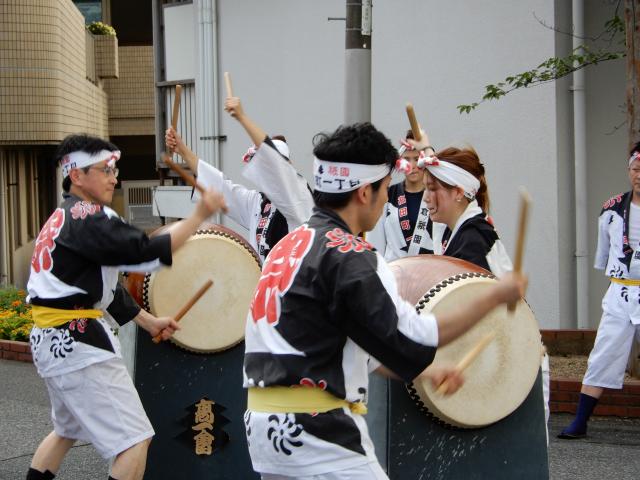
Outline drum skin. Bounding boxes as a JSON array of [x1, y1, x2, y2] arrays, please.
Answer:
[[388, 255, 541, 428], [126, 223, 261, 353]]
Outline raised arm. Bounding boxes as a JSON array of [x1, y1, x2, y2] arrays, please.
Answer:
[[224, 96, 266, 147], [166, 127, 199, 173]]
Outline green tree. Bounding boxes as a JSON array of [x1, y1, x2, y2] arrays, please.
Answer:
[[458, 1, 640, 148]]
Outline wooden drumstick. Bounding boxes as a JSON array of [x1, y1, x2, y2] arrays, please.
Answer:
[[152, 279, 214, 343], [436, 332, 496, 395], [167, 84, 182, 155], [224, 72, 233, 98], [508, 188, 532, 312], [171, 84, 182, 132], [405, 103, 422, 142], [164, 154, 205, 194]]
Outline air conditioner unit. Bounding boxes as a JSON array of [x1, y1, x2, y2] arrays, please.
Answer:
[[121, 180, 162, 230]]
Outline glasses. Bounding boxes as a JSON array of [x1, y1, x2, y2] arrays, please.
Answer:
[[89, 166, 119, 178]]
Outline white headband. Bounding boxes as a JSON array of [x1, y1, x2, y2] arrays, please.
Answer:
[[418, 156, 480, 200], [629, 152, 640, 167], [242, 139, 290, 163], [61, 149, 120, 178], [313, 157, 390, 193]]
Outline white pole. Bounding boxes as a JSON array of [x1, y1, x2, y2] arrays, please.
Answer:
[[196, 0, 221, 171], [572, 0, 590, 329]]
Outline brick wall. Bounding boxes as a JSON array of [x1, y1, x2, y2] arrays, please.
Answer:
[[0, 339, 33, 363], [551, 377, 640, 417], [0, 0, 109, 145], [104, 46, 155, 136]]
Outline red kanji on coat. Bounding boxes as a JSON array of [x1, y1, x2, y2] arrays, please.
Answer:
[[325, 228, 372, 253], [70, 201, 101, 220], [31, 209, 65, 273], [251, 225, 315, 325]]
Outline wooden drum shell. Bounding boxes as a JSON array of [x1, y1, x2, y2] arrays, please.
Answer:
[[388, 255, 541, 428], [126, 223, 261, 353]]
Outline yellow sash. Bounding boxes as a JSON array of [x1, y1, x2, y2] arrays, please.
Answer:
[[31, 305, 103, 329], [609, 277, 640, 286], [247, 386, 368, 415]]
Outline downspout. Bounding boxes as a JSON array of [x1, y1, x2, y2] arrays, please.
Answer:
[[572, 0, 590, 329], [0, 158, 8, 286], [196, 0, 221, 171]]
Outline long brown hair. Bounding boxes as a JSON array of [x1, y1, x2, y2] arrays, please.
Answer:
[[432, 146, 490, 214]]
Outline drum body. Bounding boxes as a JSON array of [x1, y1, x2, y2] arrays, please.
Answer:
[[388, 255, 541, 428], [126, 224, 261, 353]]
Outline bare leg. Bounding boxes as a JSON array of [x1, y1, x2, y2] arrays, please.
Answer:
[[110, 439, 151, 480], [581, 384, 603, 399], [30, 431, 76, 474]]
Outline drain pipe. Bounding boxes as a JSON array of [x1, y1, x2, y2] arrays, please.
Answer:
[[0, 160, 8, 286], [572, 0, 589, 329], [196, 0, 221, 171]]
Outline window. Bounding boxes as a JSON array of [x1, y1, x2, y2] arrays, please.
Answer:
[[73, 1, 102, 24]]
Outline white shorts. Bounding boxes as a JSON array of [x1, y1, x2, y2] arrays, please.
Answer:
[[583, 285, 640, 389], [44, 357, 154, 459], [261, 461, 388, 480]]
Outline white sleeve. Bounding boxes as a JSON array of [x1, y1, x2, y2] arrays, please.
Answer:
[[486, 240, 513, 278], [367, 356, 382, 373], [197, 159, 262, 230], [375, 253, 439, 348], [242, 141, 314, 229], [594, 211, 611, 270]]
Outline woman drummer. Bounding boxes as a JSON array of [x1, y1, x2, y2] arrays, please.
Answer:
[[410, 141, 550, 438], [417, 146, 512, 275]]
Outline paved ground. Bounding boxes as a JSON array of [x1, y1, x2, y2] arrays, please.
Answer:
[[1, 358, 639, 479]]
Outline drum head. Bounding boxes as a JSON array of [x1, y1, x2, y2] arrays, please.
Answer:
[[410, 274, 541, 428], [145, 229, 260, 353]]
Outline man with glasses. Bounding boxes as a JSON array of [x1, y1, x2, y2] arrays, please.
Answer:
[[25, 134, 227, 480]]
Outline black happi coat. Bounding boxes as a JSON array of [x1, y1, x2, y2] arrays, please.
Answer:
[[243, 207, 439, 476], [27, 194, 172, 377]]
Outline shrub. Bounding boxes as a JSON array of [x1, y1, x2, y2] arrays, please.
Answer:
[[0, 286, 33, 342], [86, 21, 116, 36]]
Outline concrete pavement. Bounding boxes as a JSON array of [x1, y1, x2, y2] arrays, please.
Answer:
[[1, 358, 639, 479]]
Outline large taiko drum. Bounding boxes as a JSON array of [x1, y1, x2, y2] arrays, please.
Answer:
[[126, 224, 261, 353], [388, 255, 541, 429]]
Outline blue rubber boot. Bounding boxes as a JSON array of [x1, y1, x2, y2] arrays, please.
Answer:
[[557, 393, 598, 439]]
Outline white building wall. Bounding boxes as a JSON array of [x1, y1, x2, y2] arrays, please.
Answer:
[[584, 0, 627, 328], [162, 0, 624, 329]]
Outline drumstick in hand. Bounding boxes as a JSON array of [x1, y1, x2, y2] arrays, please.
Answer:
[[152, 279, 214, 343], [163, 155, 228, 213], [508, 188, 532, 312], [164, 154, 205, 194], [168, 84, 182, 154], [436, 332, 496, 395], [406, 103, 422, 142], [224, 72, 233, 98]]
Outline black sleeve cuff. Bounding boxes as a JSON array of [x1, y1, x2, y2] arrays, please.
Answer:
[[107, 283, 142, 326], [393, 346, 438, 384], [149, 234, 173, 267]]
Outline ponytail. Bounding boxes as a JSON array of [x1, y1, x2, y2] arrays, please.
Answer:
[[433, 146, 490, 214]]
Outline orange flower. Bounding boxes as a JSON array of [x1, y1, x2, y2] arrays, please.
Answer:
[[11, 300, 22, 308]]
